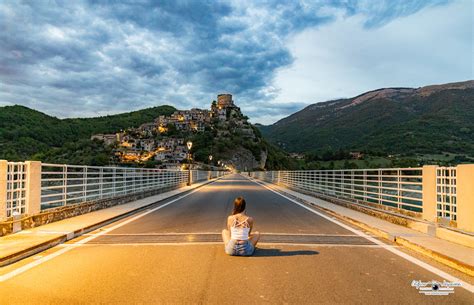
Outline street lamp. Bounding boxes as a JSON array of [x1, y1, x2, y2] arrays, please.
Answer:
[[208, 155, 213, 179], [186, 141, 193, 186]]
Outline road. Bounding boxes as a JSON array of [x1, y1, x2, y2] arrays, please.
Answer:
[[0, 174, 472, 304]]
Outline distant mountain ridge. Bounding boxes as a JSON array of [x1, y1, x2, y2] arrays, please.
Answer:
[[260, 80, 474, 155]]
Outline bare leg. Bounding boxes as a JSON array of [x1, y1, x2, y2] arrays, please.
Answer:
[[222, 229, 231, 245], [249, 231, 260, 247]]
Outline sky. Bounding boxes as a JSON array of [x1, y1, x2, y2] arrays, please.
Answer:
[[0, 0, 472, 125]]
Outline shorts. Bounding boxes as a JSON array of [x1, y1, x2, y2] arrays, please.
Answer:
[[225, 239, 255, 256]]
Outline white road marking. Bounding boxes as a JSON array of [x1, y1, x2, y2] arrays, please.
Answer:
[[84, 232, 361, 237], [0, 183, 214, 282], [36, 231, 73, 234], [59, 242, 226, 247], [261, 233, 361, 237], [15, 231, 32, 234], [88, 232, 222, 236], [56, 242, 396, 248], [247, 176, 474, 293], [259, 243, 396, 248]]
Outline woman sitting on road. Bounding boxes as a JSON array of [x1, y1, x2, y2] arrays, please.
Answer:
[[222, 196, 260, 256]]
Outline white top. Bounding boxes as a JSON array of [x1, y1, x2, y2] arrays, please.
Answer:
[[230, 216, 250, 241]]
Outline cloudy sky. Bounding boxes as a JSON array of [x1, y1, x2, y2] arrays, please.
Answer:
[[0, 0, 472, 124]]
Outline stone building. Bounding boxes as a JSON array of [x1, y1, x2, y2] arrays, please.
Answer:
[[217, 93, 234, 108], [91, 134, 118, 146]]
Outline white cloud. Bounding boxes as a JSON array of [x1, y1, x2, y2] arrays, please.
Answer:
[[0, 1, 470, 125], [271, 0, 473, 107]]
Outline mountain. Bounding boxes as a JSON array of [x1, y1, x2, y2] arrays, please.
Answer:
[[0, 105, 176, 162], [0, 103, 295, 170], [259, 81, 474, 156]]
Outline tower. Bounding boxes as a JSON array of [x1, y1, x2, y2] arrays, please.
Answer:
[[217, 94, 233, 108]]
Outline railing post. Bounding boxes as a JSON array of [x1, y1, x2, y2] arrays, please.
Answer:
[[123, 169, 127, 194], [340, 171, 344, 197], [456, 164, 474, 232], [99, 168, 103, 199], [112, 168, 117, 196], [422, 165, 437, 222], [83, 166, 88, 202], [363, 170, 367, 202], [397, 169, 401, 209], [0, 160, 8, 220], [351, 170, 355, 199], [63, 165, 67, 206], [378, 169, 382, 204], [25, 161, 41, 215]]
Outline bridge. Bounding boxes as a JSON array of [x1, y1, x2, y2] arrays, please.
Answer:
[[0, 161, 473, 304]]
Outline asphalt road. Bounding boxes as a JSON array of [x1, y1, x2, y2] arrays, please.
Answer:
[[0, 174, 472, 304]]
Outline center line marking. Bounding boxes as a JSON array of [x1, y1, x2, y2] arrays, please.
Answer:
[[246, 176, 474, 293]]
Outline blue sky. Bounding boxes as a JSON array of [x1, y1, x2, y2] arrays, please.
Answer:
[[0, 0, 472, 124]]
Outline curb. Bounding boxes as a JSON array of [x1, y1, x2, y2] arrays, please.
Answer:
[[0, 178, 222, 267], [257, 180, 474, 277], [394, 237, 474, 277], [331, 210, 474, 276]]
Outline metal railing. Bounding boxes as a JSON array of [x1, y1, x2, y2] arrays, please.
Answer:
[[436, 167, 457, 222], [191, 170, 209, 183], [0, 159, 227, 223], [5, 162, 27, 218], [40, 163, 224, 210], [251, 168, 424, 213]]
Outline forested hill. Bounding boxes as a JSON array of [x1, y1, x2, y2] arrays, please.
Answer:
[[0, 105, 176, 162], [259, 80, 474, 156]]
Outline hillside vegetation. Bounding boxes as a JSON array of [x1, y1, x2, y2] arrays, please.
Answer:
[[0, 105, 176, 163], [0, 104, 295, 169], [259, 81, 474, 159]]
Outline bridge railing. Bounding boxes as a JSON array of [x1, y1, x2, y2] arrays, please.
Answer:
[[252, 168, 423, 212], [435, 167, 457, 223], [41, 163, 190, 210], [1, 162, 28, 220], [0, 160, 226, 221], [249, 165, 474, 233]]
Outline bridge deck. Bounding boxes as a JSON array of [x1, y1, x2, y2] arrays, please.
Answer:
[[0, 174, 472, 304]]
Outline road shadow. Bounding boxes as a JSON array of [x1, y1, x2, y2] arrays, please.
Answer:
[[252, 248, 319, 257]]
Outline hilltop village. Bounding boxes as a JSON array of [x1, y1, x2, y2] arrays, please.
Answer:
[[91, 94, 260, 169]]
